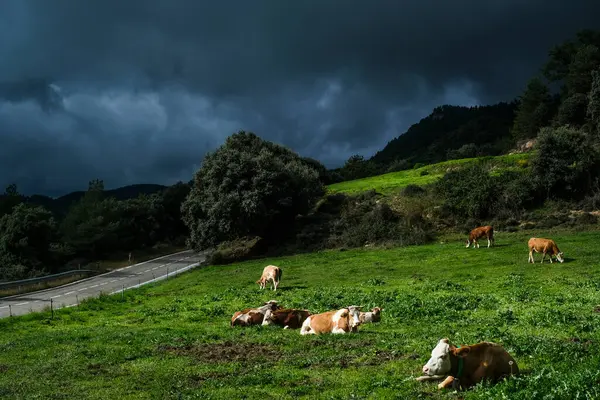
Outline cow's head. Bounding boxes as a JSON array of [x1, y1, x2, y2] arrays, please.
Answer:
[[347, 305, 363, 330], [264, 300, 280, 310], [422, 338, 470, 376], [262, 309, 276, 326], [371, 307, 382, 315], [556, 251, 565, 263]]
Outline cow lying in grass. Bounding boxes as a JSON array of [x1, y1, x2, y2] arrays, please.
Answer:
[[528, 237, 564, 263], [230, 300, 281, 327], [351, 307, 383, 332], [262, 308, 311, 329], [300, 306, 362, 335], [256, 265, 283, 291], [417, 338, 519, 390], [466, 225, 495, 248]]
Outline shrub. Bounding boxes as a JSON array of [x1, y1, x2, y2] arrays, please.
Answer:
[[385, 159, 411, 173], [401, 184, 426, 197], [328, 192, 433, 248], [206, 236, 266, 265], [531, 126, 600, 200], [435, 164, 536, 223], [446, 143, 478, 160]]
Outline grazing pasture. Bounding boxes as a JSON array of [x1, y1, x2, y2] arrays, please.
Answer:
[[0, 229, 599, 399], [327, 153, 530, 195]]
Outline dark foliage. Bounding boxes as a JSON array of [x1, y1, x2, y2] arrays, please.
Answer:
[[328, 191, 433, 248], [182, 131, 325, 251], [435, 164, 535, 223], [372, 102, 517, 167], [531, 126, 600, 200]]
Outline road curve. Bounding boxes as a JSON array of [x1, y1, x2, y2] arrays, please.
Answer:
[[0, 249, 206, 319]]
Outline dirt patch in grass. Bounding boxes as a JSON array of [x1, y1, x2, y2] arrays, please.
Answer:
[[0, 365, 7, 373], [158, 341, 282, 364], [86, 363, 108, 375]]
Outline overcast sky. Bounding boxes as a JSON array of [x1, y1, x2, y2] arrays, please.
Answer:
[[1, 1, 599, 197]]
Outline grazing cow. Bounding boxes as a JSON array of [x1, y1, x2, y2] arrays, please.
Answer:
[[262, 308, 311, 329], [300, 306, 362, 335], [418, 338, 519, 390], [528, 237, 564, 264], [466, 225, 495, 248], [256, 265, 283, 291], [230, 300, 281, 327]]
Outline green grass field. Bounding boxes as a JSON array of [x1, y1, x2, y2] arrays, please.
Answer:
[[327, 153, 531, 195], [1, 228, 599, 399]]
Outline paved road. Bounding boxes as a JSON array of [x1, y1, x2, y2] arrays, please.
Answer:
[[0, 249, 206, 319]]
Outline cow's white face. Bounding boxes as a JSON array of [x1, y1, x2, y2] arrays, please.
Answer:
[[347, 306, 362, 329], [556, 252, 565, 263], [262, 309, 275, 326], [422, 339, 452, 376]]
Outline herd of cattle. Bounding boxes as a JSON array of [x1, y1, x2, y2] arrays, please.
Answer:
[[228, 226, 565, 390]]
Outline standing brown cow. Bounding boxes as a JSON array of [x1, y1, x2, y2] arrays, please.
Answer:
[[466, 226, 494, 248], [256, 265, 282, 291], [528, 237, 564, 263]]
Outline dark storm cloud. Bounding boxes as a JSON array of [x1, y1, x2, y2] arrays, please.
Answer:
[[1, 0, 599, 196]]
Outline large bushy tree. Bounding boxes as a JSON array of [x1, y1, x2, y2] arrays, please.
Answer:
[[182, 131, 325, 250], [531, 126, 600, 199]]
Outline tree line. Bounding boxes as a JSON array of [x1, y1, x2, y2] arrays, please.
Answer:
[[0, 180, 190, 281]]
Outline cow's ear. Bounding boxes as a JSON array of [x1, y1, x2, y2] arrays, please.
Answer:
[[453, 347, 470, 358]]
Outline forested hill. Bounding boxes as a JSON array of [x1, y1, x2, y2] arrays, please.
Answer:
[[371, 101, 518, 166]]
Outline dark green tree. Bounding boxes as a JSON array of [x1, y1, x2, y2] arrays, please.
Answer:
[[157, 182, 190, 242], [181, 131, 325, 250], [566, 44, 600, 96], [543, 29, 600, 84], [588, 69, 600, 136], [59, 180, 122, 258], [555, 93, 588, 127], [511, 77, 553, 140], [0, 203, 59, 280], [0, 184, 24, 218], [531, 126, 600, 199]]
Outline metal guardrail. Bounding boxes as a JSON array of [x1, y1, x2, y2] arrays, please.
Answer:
[[0, 269, 96, 291]]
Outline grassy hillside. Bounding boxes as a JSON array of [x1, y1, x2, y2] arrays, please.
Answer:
[[1, 228, 599, 399], [327, 153, 531, 195]]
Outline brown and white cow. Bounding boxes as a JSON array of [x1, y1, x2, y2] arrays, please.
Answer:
[[262, 308, 311, 329], [300, 306, 362, 335], [418, 338, 519, 390], [230, 300, 281, 327], [466, 225, 495, 248], [528, 237, 564, 264], [256, 265, 283, 291]]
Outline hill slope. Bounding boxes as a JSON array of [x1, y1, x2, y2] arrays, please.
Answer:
[[328, 153, 530, 195], [371, 102, 517, 167], [1, 229, 599, 399]]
